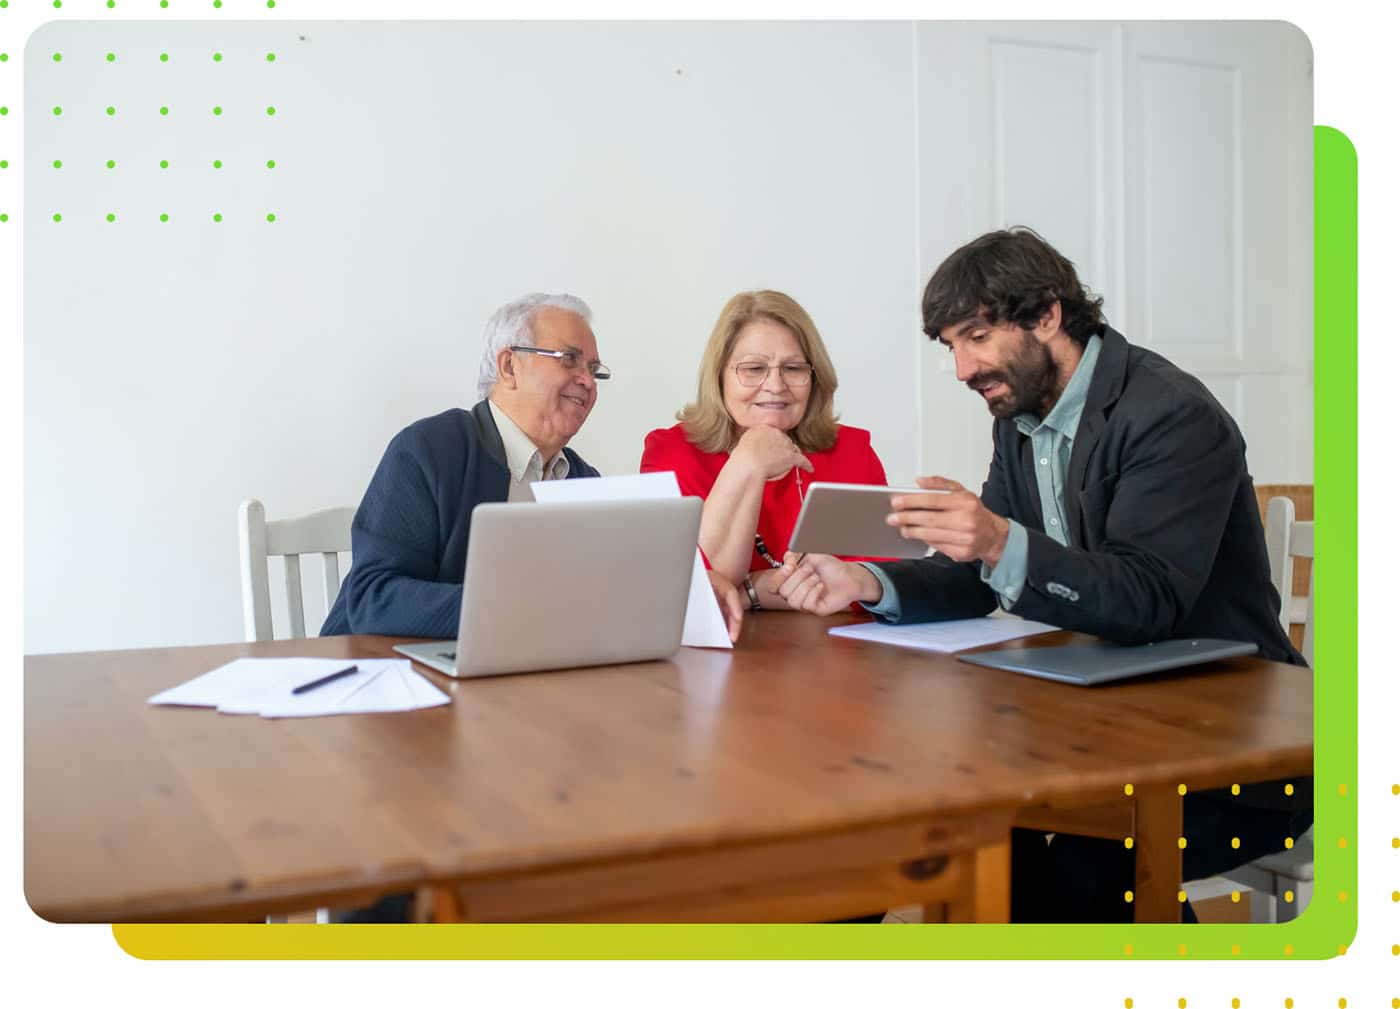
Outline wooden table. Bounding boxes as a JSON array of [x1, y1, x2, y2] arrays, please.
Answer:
[[24, 613, 1311, 924]]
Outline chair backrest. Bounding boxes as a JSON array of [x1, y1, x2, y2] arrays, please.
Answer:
[[1263, 496, 1315, 665], [238, 499, 355, 641]]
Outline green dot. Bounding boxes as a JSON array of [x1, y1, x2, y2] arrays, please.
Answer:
[[106, 106, 115, 116], [266, 213, 276, 222], [106, 53, 116, 62], [268, 0, 276, 7], [266, 159, 276, 169], [212, 159, 222, 169], [159, 212, 169, 222], [106, 159, 115, 169], [0, 108, 8, 116], [0, 160, 7, 169], [212, 106, 222, 116], [106, 213, 115, 222], [0, 54, 7, 62], [266, 53, 276, 62], [53, 1, 62, 9], [0, 214, 8, 223], [213, 52, 222, 62], [52, 53, 62, 63], [159, 53, 168, 63], [160, 0, 168, 6], [213, 0, 221, 7], [52, 213, 62, 222], [52, 159, 62, 169], [265, 106, 276, 116], [107, 0, 115, 7], [159, 159, 169, 169], [52, 106, 62, 116], [160, 106, 169, 116], [213, 213, 222, 222]]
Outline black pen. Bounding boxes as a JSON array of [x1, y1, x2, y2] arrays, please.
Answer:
[[290, 664, 359, 695]]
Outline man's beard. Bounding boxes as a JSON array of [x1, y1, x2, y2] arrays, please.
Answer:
[[965, 333, 1058, 419]]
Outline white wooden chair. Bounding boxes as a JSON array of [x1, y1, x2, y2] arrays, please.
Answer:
[[1212, 496, 1316, 921], [238, 499, 355, 642]]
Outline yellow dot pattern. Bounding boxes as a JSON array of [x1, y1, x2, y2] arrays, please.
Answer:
[[1123, 890, 1134, 904], [1178, 1000, 1187, 1009], [1232, 1001, 1240, 1009], [1177, 782, 1187, 796], [1230, 890, 1241, 903], [1284, 890, 1295, 903], [1124, 1001, 1132, 1009], [1230, 944, 1240, 955], [1124, 783, 1134, 796], [1177, 889, 1187, 903], [1231, 783, 1240, 795], [1178, 836, 1188, 849], [1284, 782, 1294, 796], [1123, 837, 1134, 850], [1285, 1001, 1294, 1009]]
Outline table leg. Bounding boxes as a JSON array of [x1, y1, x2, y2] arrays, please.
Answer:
[[922, 838, 1011, 923], [1133, 783, 1183, 923]]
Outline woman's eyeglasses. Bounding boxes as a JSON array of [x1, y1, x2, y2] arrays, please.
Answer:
[[510, 345, 612, 381], [731, 362, 814, 388]]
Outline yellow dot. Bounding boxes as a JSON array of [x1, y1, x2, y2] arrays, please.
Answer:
[[1178, 836, 1188, 849], [1391, 1000, 1398, 1009], [1124, 837, 1134, 850], [1284, 783, 1294, 796], [1124, 783, 1134, 796], [1339, 1000, 1347, 1009], [1125, 1000, 1133, 1009], [1177, 944, 1187, 956], [1338, 890, 1347, 902], [1124, 890, 1134, 903], [1392, 783, 1399, 795], [1177, 783, 1187, 796], [1232, 1001, 1240, 1009], [1284, 944, 1294, 956], [1123, 944, 1133, 956], [1393, 837, 1399, 848], [1231, 943, 1240, 955], [1288, 837, 1297, 849], [1231, 783, 1241, 795], [1284, 890, 1294, 903], [1392, 890, 1398, 901], [1177, 890, 1187, 903], [1285, 1001, 1294, 1009], [1338, 944, 1347, 955], [1338, 783, 1347, 796], [1231, 891, 1241, 903], [1231, 836, 1241, 849], [1339, 836, 1348, 848], [1391, 944, 1398, 955], [1178, 1000, 1187, 1009]]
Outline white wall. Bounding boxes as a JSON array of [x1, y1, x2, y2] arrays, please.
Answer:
[[23, 21, 1312, 653]]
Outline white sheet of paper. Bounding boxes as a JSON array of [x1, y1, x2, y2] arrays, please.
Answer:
[[828, 614, 1060, 653], [148, 658, 450, 718], [530, 472, 732, 648]]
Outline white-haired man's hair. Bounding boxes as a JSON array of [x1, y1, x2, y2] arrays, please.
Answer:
[[476, 293, 593, 400]]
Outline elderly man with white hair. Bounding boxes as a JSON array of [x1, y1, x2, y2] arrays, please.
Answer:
[[321, 292, 610, 637]]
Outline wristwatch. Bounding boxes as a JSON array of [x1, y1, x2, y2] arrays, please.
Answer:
[[742, 574, 762, 611]]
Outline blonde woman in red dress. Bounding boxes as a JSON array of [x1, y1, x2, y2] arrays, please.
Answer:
[[641, 290, 888, 612]]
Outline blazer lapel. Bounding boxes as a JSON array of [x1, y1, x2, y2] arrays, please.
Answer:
[[1065, 327, 1129, 546]]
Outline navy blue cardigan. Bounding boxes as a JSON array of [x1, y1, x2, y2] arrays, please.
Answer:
[[321, 400, 600, 637]]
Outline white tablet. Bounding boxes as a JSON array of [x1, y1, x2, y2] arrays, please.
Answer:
[[788, 482, 945, 559]]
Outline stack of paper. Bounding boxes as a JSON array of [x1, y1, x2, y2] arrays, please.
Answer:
[[147, 658, 450, 718], [829, 615, 1059, 653]]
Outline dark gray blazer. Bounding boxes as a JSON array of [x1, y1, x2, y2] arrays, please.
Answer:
[[878, 325, 1305, 667]]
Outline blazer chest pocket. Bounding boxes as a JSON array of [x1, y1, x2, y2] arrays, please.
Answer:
[[1076, 474, 1116, 547]]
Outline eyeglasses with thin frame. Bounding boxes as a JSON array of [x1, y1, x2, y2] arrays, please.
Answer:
[[510, 345, 612, 381], [731, 361, 814, 388]]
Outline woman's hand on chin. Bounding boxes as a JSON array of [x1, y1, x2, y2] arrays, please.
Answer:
[[731, 424, 814, 482]]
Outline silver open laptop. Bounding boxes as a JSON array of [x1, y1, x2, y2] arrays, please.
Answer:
[[394, 498, 701, 678]]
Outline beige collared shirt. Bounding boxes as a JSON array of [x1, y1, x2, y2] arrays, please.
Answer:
[[488, 400, 571, 502]]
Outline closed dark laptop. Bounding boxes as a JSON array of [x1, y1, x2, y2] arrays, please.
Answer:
[[956, 638, 1259, 686]]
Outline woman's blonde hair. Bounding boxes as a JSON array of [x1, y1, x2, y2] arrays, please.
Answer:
[[678, 290, 840, 454]]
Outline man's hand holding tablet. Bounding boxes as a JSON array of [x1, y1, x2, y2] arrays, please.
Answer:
[[778, 475, 1013, 614]]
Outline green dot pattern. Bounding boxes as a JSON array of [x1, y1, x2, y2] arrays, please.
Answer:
[[52, 53, 62, 63], [0, 160, 7, 169], [106, 160, 115, 169], [160, 53, 169, 63], [52, 213, 62, 222], [213, 53, 223, 63], [268, 0, 276, 7], [0, 108, 8, 117], [213, 213, 222, 222], [0, 214, 8, 223], [266, 213, 276, 222], [159, 213, 169, 222], [106, 213, 116, 222], [53, 106, 62, 116], [266, 160, 276, 169], [52, 160, 62, 169], [160, 106, 169, 116], [213, 106, 222, 116], [213, 0, 222, 7], [267, 53, 276, 62], [107, 0, 115, 7], [160, 159, 169, 169], [160, 0, 168, 7], [266, 106, 276, 116], [53, 1, 62, 9], [106, 53, 116, 62], [213, 159, 222, 169], [0, 54, 7, 62], [106, 106, 116, 116]]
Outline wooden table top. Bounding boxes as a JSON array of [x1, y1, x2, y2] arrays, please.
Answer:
[[24, 613, 1312, 923]]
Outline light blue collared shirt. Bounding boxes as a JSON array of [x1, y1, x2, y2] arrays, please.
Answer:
[[862, 334, 1103, 619]]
